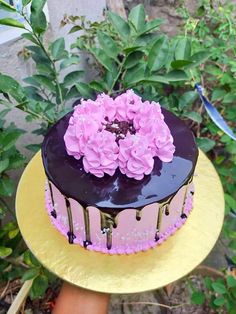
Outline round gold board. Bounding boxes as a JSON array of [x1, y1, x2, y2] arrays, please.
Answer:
[[16, 150, 224, 294]]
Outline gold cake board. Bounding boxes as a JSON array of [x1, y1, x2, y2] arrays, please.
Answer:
[[16, 150, 224, 294]]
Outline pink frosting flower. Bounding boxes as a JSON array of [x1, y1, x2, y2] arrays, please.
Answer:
[[96, 93, 116, 121], [64, 115, 100, 159], [114, 89, 143, 121], [118, 134, 154, 180], [64, 90, 175, 179], [83, 130, 119, 177]]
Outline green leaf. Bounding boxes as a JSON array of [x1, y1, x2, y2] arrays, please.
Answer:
[[107, 11, 130, 41], [60, 56, 80, 70], [26, 144, 41, 153], [124, 51, 144, 69], [0, 0, 16, 13], [50, 38, 66, 60], [8, 228, 19, 239], [69, 25, 82, 34], [75, 83, 93, 99], [229, 240, 236, 250], [171, 60, 193, 69], [0, 18, 25, 29], [30, 275, 48, 299], [89, 81, 106, 92], [225, 194, 236, 211], [148, 36, 169, 71], [211, 89, 227, 102], [26, 45, 49, 64], [31, 75, 55, 92], [204, 277, 213, 290], [184, 111, 202, 123], [21, 33, 38, 44], [23, 0, 31, 6], [141, 75, 169, 84], [97, 31, 119, 60], [1, 130, 23, 151], [140, 18, 164, 35], [24, 250, 41, 267], [213, 297, 225, 306], [63, 71, 84, 87], [179, 91, 197, 110], [0, 109, 10, 119], [0, 159, 9, 173], [0, 177, 14, 197], [227, 275, 236, 288], [212, 282, 227, 294], [0, 74, 26, 103], [191, 291, 205, 305], [89, 48, 114, 72], [65, 86, 80, 101], [175, 37, 191, 60], [30, 0, 46, 17], [22, 268, 39, 282], [30, 0, 47, 35], [164, 70, 188, 81], [0, 246, 12, 257], [124, 63, 146, 86], [196, 137, 215, 152], [36, 63, 54, 76], [189, 51, 211, 67], [223, 93, 235, 104], [128, 4, 145, 32]]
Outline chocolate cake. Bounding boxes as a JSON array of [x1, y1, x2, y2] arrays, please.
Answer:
[[42, 90, 198, 254]]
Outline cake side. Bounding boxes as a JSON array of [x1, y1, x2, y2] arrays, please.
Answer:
[[45, 177, 194, 254]]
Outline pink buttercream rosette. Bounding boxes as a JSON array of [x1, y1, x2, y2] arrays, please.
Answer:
[[64, 90, 175, 180]]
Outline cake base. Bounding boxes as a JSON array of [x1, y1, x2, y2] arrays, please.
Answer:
[[16, 150, 224, 294]]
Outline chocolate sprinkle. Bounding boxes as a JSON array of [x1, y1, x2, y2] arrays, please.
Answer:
[[104, 119, 136, 142]]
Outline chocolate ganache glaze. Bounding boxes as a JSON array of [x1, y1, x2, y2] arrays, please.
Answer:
[[42, 108, 198, 216]]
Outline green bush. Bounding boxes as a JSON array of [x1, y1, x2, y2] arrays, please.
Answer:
[[0, 0, 235, 307]]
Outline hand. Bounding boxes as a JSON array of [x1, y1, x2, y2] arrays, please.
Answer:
[[53, 282, 110, 314]]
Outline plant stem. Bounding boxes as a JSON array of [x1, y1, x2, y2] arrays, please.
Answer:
[[1, 257, 29, 269], [21, 13, 64, 112], [24, 108, 54, 124], [108, 57, 126, 95]]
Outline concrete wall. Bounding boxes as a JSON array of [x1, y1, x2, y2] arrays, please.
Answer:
[[124, 0, 197, 35]]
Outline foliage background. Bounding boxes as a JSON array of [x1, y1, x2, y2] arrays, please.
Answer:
[[0, 0, 235, 311]]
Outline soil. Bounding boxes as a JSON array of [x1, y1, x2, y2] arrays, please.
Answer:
[[0, 274, 227, 314], [0, 280, 61, 314]]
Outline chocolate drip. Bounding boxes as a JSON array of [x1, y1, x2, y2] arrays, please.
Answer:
[[83, 207, 92, 247], [181, 176, 192, 216], [49, 181, 57, 219], [65, 197, 76, 244], [67, 231, 76, 244], [165, 205, 170, 216], [51, 210, 57, 219], [100, 212, 116, 250], [136, 210, 142, 221], [155, 203, 165, 241]]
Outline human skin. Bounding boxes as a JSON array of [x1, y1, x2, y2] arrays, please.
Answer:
[[53, 283, 110, 314]]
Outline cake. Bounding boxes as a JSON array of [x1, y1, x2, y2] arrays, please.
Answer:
[[42, 90, 198, 254]]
